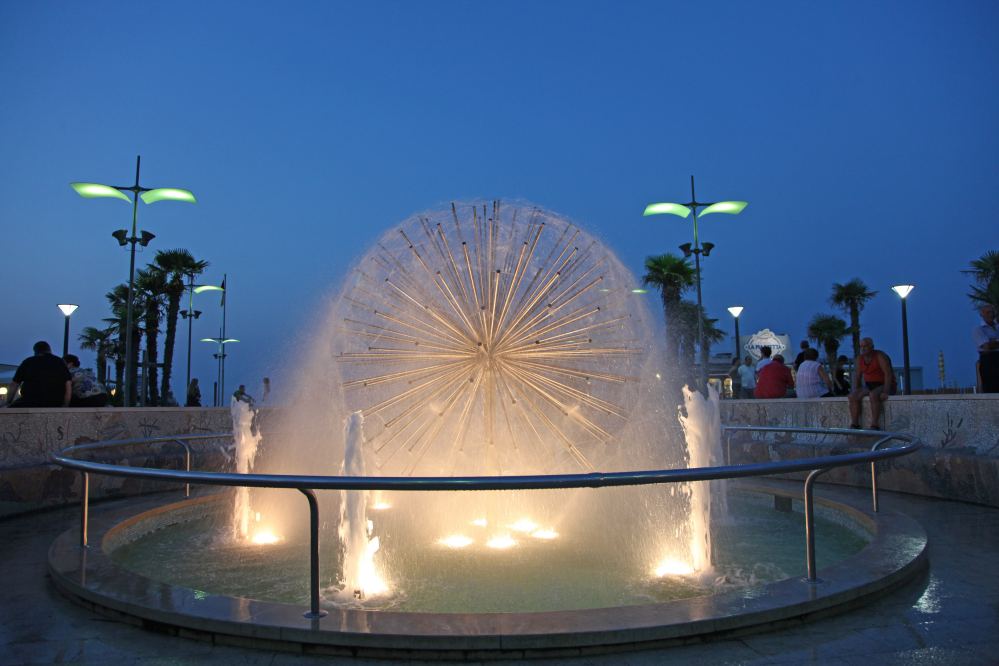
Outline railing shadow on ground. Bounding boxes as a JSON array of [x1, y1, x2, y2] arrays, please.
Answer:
[[53, 426, 921, 619]]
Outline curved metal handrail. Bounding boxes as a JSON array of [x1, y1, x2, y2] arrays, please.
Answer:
[[52, 425, 921, 618]]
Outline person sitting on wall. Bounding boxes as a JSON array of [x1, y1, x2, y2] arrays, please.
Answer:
[[63, 355, 108, 407], [756, 346, 773, 378], [848, 337, 895, 430], [833, 355, 851, 396], [796, 348, 834, 398], [186, 378, 202, 407], [3, 341, 71, 408], [233, 385, 255, 405], [754, 354, 795, 399], [973, 304, 998, 393], [793, 340, 810, 371]]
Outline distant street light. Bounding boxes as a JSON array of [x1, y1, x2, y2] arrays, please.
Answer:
[[728, 307, 744, 360], [892, 285, 914, 395], [202, 336, 238, 405], [645, 177, 747, 395], [57, 304, 79, 357], [181, 283, 224, 395], [71, 156, 196, 406]]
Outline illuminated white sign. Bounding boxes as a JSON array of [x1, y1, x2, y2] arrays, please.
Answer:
[[742, 329, 789, 364]]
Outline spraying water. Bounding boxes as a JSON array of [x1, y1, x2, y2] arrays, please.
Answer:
[[231, 398, 262, 539], [678, 385, 727, 577], [337, 411, 385, 599]]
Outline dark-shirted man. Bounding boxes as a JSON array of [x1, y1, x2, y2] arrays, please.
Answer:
[[848, 337, 895, 430], [973, 304, 999, 393], [6, 341, 72, 408], [793, 341, 810, 370]]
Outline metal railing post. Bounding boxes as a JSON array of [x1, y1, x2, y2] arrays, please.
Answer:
[[870, 435, 891, 513], [78, 472, 89, 549], [173, 438, 192, 497], [299, 488, 328, 619], [804, 468, 830, 583]]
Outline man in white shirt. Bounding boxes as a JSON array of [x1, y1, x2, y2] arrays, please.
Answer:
[[973, 304, 998, 393], [737, 355, 757, 398]]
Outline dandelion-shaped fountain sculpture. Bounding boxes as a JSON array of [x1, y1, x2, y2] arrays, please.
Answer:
[[337, 201, 646, 477]]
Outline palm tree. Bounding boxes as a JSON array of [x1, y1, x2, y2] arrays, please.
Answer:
[[105, 284, 143, 405], [828, 278, 878, 359], [136, 267, 168, 406], [963, 250, 999, 309], [153, 249, 210, 405], [77, 326, 115, 385], [641, 253, 696, 367], [806, 313, 850, 373], [674, 300, 727, 390]]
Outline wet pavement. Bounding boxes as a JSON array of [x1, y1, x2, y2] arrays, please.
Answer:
[[2, 481, 998, 665]]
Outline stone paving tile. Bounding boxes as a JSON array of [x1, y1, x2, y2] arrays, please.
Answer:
[[739, 628, 895, 664], [837, 645, 995, 666], [620, 640, 770, 665]]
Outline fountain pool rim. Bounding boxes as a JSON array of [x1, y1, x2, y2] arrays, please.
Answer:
[[48, 484, 927, 659]]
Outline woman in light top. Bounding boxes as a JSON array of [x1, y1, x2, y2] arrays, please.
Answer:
[[796, 348, 834, 398]]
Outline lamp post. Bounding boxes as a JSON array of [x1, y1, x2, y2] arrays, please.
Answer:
[[202, 336, 238, 405], [645, 177, 747, 395], [71, 157, 196, 406], [892, 285, 914, 395], [728, 307, 744, 362], [57, 304, 79, 357], [181, 282, 224, 395]]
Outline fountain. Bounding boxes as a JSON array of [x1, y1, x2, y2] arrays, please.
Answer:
[[46, 199, 926, 658]]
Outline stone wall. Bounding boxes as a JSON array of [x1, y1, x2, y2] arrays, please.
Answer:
[[722, 394, 999, 506], [0, 407, 277, 518]]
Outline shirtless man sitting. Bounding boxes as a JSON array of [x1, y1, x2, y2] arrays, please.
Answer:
[[848, 337, 895, 430]]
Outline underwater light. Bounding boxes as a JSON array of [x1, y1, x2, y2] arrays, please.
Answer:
[[473, 518, 487, 526], [371, 503, 390, 510], [654, 560, 693, 576], [487, 534, 516, 549], [531, 530, 558, 539], [509, 520, 537, 532], [251, 532, 279, 545], [440, 536, 473, 548]]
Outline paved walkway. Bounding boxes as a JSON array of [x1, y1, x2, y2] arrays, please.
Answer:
[[2, 483, 998, 666]]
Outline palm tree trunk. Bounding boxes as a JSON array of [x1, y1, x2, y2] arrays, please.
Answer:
[[130, 325, 141, 406], [850, 304, 861, 359], [144, 311, 160, 406], [114, 356, 124, 406], [160, 292, 181, 405], [96, 348, 106, 385]]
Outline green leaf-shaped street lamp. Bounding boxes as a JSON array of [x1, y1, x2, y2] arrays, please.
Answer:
[[644, 176, 747, 395], [71, 157, 196, 406]]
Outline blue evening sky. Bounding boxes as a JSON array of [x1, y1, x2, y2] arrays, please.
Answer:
[[1, 1, 996, 394]]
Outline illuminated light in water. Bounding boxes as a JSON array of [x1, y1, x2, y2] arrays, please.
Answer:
[[487, 534, 516, 549], [251, 532, 279, 544], [440, 536, 473, 548], [654, 560, 693, 576], [531, 530, 558, 539], [360, 537, 387, 595], [473, 518, 487, 526], [371, 503, 390, 510], [255, 513, 260, 522], [509, 520, 537, 532]]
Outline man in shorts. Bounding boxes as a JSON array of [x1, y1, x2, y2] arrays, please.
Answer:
[[847, 337, 895, 430]]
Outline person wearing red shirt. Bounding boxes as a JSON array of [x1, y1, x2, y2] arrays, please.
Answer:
[[754, 354, 795, 399]]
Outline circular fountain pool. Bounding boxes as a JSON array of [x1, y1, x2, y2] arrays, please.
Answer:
[[50, 484, 927, 658], [109, 490, 869, 613]]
